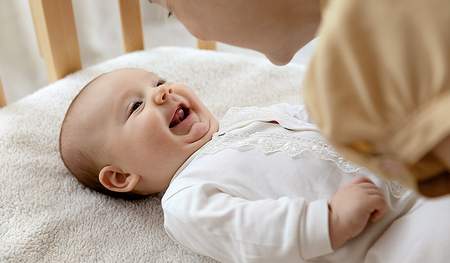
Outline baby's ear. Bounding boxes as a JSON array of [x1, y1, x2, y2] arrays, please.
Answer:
[[99, 166, 140, 193]]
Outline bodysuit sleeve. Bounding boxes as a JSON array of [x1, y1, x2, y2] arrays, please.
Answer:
[[303, 0, 450, 190], [162, 183, 332, 263]]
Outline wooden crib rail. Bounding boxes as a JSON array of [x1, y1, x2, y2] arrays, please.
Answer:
[[0, 77, 6, 108], [28, 0, 217, 84], [196, 39, 217, 50], [118, 0, 144, 53], [29, 0, 82, 83]]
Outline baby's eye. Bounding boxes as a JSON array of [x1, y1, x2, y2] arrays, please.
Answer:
[[131, 102, 142, 114], [156, 79, 166, 87]]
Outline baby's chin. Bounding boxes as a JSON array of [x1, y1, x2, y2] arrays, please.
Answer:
[[185, 122, 212, 144]]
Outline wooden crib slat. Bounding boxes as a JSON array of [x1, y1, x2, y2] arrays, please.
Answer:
[[118, 0, 144, 53], [0, 76, 6, 108], [29, 0, 82, 83], [196, 40, 217, 51]]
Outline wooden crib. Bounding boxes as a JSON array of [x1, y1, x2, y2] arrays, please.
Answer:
[[0, 0, 216, 108], [0, 77, 5, 107]]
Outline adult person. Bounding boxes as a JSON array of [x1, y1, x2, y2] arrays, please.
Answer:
[[150, 0, 322, 66], [150, 0, 450, 197]]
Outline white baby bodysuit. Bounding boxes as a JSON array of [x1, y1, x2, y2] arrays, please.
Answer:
[[162, 104, 417, 263]]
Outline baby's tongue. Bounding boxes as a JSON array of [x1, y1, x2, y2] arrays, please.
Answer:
[[170, 108, 185, 127]]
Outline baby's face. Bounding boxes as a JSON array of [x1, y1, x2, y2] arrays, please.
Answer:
[[78, 68, 218, 194]]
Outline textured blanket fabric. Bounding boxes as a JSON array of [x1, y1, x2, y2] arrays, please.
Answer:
[[3, 46, 450, 263], [0, 47, 304, 262]]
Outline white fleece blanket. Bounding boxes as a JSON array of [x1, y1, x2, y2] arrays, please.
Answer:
[[1, 47, 449, 263], [0, 47, 302, 262]]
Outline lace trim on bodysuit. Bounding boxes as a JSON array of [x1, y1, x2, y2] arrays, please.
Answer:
[[219, 106, 315, 129], [202, 131, 361, 173], [203, 106, 411, 198], [388, 180, 411, 198]]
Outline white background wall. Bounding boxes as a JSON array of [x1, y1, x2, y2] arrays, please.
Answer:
[[0, 0, 316, 104]]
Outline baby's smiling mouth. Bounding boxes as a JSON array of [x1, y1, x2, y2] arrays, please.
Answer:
[[170, 105, 190, 128]]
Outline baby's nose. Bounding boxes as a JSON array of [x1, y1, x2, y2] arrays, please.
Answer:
[[154, 85, 173, 104]]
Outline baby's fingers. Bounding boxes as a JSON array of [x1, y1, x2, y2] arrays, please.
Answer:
[[349, 176, 374, 185], [369, 195, 388, 222], [350, 175, 388, 222]]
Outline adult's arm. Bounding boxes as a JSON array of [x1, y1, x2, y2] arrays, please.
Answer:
[[303, 0, 450, 196]]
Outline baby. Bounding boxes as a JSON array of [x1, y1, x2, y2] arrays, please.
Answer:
[[60, 68, 417, 263]]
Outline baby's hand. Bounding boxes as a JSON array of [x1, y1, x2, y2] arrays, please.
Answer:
[[328, 176, 388, 250]]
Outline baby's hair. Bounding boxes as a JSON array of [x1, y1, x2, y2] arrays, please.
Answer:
[[59, 74, 147, 200]]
